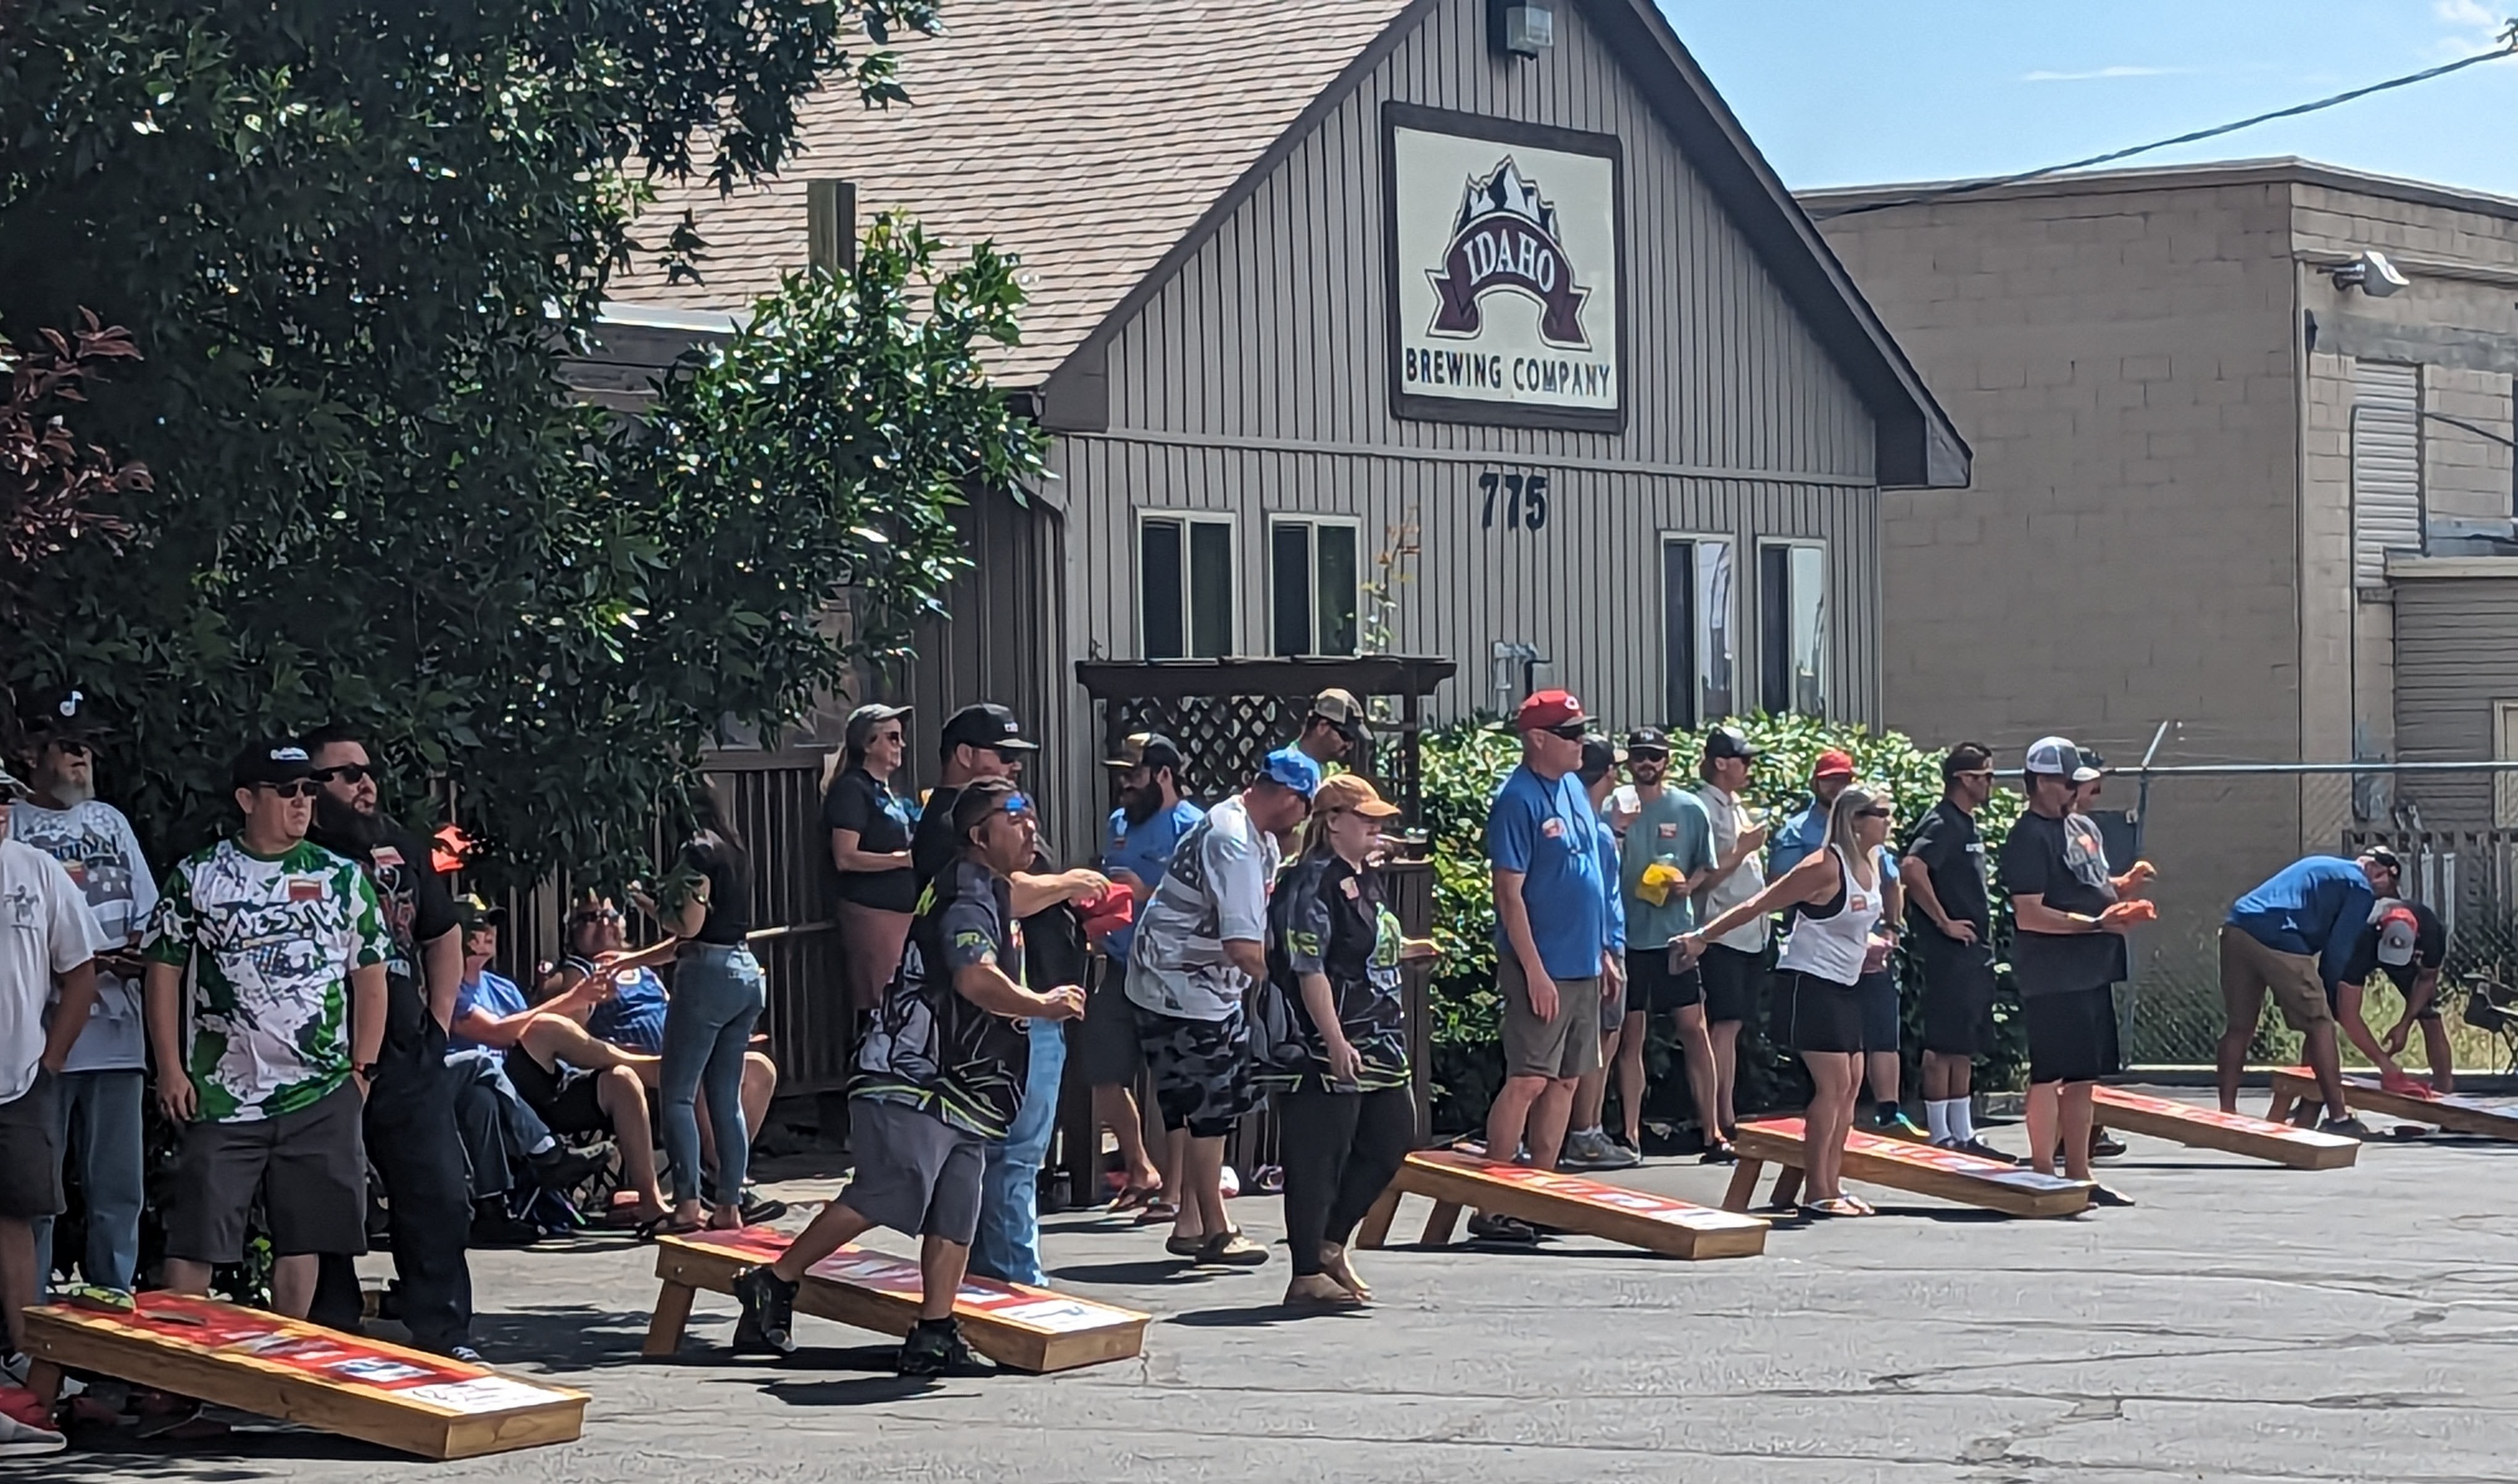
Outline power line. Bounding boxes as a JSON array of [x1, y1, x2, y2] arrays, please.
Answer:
[[1811, 23, 2518, 222]]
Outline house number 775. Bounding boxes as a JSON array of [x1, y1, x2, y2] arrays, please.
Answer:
[[1479, 470, 1550, 531]]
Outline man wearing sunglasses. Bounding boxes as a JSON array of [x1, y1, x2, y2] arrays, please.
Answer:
[[298, 723, 478, 1359], [9, 688, 157, 1304], [143, 742, 388, 1321]]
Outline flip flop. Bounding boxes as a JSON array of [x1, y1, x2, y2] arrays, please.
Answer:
[[1134, 1200, 1180, 1226], [1798, 1198, 1867, 1219], [1107, 1183, 1160, 1214]]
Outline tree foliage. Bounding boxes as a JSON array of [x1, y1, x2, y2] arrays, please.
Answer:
[[0, 311, 149, 618], [0, 1, 1038, 885]]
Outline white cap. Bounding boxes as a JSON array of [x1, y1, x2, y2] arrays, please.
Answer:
[[2371, 900, 2421, 968], [2023, 736, 2080, 777]]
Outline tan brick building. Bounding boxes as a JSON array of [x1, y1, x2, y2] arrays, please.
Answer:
[[1804, 160, 2518, 1051]]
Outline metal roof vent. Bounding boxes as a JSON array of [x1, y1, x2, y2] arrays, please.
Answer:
[[1492, 1, 1554, 57]]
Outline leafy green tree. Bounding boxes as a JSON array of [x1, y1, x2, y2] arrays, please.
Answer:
[[0, 1, 1039, 884]]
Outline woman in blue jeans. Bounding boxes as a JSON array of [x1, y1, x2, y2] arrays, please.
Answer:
[[639, 784, 765, 1234]]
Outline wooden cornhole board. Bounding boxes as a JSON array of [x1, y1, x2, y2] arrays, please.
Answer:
[[1726, 1117, 2093, 1218], [644, 1227, 1146, 1372], [2090, 1084, 2359, 1169], [2266, 1066, 2518, 1142], [22, 1293, 584, 1460], [1352, 1149, 1769, 1259]]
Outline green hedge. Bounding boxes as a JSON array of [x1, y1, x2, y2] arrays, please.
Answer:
[[1417, 715, 2030, 1132]]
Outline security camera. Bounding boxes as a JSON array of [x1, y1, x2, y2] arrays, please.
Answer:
[[2330, 249, 2409, 298]]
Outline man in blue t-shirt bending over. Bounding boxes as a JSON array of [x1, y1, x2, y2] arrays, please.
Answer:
[[2217, 850, 2401, 1134], [1473, 690, 1614, 1244]]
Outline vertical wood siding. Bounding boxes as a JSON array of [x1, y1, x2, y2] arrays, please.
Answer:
[[2393, 578, 2518, 826]]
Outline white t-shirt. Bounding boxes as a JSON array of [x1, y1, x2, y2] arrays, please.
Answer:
[[1124, 793, 1280, 1022], [1694, 784, 1769, 953], [0, 837, 110, 1102], [10, 799, 158, 1072]]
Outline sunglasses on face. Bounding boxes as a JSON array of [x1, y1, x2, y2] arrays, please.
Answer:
[[256, 781, 318, 800], [573, 908, 624, 927], [871, 729, 903, 745], [1952, 769, 1993, 781], [49, 740, 92, 759], [1855, 806, 1892, 819], [310, 763, 375, 784], [1545, 723, 1587, 740], [1628, 749, 1669, 763]]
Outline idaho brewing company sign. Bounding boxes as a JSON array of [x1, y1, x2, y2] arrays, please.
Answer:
[[1386, 106, 1624, 431]]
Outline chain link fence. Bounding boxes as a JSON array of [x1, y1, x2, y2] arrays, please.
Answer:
[[2101, 760, 2518, 1074]]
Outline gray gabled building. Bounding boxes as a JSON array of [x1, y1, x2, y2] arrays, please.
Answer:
[[607, 0, 1967, 853]]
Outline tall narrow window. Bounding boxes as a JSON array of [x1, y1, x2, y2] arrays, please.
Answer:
[[1660, 536, 1735, 727], [1758, 540, 1828, 717], [2351, 360, 2423, 587], [1139, 513, 1236, 659], [1268, 516, 1361, 657]]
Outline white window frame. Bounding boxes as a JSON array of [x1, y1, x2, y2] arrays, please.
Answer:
[[2495, 699, 2518, 830], [1659, 533, 1737, 728], [1265, 514, 1365, 658], [1136, 512, 1238, 660], [1756, 537, 1830, 719]]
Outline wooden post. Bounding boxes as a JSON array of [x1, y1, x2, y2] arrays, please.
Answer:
[[1355, 1188, 1401, 1250], [642, 1280, 696, 1358]]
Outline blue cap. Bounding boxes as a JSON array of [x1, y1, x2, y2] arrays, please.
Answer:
[[1260, 746, 1323, 799]]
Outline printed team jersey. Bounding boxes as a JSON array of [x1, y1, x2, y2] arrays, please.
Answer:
[[143, 837, 388, 1122], [9, 798, 157, 1071]]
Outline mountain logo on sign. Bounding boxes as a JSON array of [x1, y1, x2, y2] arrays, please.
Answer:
[[1424, 158, 1592, 349]]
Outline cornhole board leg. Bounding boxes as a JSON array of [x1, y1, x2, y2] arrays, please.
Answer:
[[25, 1359, 60, 1406], [1418, 1200, 1464, 1246], [1719, 1157, 1766, 1213], [2265, 1075, 2304, 1126], [1354, 1187, 1401, 1250], [1768, 1167, 1806, 1210], [642, 1278, 697, 1358]]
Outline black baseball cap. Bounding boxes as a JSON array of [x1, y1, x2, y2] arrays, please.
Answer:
[[1577, 736, 1625, 785], [1625, 726, 1672, 754], [1103, 731, 1185, 773], [1702, 724, 1761, 761], [455, 892, 508, 930], [230, 740, 315, 789], [939, 702, 1039, 755], [20, 686, 101, 741]]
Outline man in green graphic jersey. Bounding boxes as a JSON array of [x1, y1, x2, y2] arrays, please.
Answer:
[[142, 741, 388, 1319]]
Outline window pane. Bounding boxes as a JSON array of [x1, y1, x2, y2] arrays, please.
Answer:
[[1662, 540, 1696, 727], [1270, 522, 1311, 657], [1189, 520, 1234, 658], [1316, 524, 1359, 655], [1142, 519, 1184, 661], [1697, 541, 1734, 723], [1790, 544, 1827, 716], [1759, 544, 1792, 714]]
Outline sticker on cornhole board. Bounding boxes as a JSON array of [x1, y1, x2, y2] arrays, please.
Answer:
[[404, 1377, 583, 1415]]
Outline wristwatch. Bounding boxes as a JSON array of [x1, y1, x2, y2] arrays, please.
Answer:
[[354, 1061, 380, 1079]]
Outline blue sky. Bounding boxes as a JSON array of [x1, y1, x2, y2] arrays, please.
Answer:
[[1657, 1, 2518, 197]]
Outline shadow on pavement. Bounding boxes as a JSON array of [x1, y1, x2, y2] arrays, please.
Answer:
[[1166, 1303, 1364, 1329], [471, 1306, 665, 1370], [1049, 1259, 1248, 1286], [52, 1422, 409, 1475]]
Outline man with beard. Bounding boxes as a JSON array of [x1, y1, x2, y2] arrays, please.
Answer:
[[9, 689, 156, 1301], [1089, 732, 1202, 1216], [297, 724, 478, 1360], [1603, 727, 1722, 1162]]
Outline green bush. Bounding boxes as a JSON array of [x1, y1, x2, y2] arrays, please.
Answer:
[[1417, 714, 2032, 1132]]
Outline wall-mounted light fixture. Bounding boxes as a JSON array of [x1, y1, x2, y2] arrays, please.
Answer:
[[1490, 0, 1554, 58], [2329, 249, 2408, 298]]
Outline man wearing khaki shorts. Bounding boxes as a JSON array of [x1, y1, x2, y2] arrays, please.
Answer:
[[2217, 853, 2392, 1136], [1472, 690, 1614, 1243]]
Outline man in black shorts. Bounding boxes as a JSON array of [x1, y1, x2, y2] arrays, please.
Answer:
[[1601, 727, 1726, 1161], [734, 780, 1084, 1377], [2340, 894, 2453, 1094], [1900, 743, 2008, 1160], [1998, 736, 2146, 1206], [1691, 726, 1771, 1142]]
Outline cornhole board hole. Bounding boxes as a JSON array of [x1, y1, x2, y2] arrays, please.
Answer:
[[2266, 1066, 2518, 1142], [644, 1227, 1147, 1372], [1352, 1150, 1768, 1259], [22, 1294, 585, 1460], [2090, 1085, 2359, 1169], [1725, 1118, 2092, 1218]]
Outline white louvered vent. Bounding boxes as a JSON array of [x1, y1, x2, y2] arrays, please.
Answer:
[[2351, 360, 2424, 587]]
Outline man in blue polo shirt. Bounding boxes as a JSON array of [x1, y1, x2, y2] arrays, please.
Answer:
[[1473, 690, 1613, 1243], [2216, 851, 2396, 1135]]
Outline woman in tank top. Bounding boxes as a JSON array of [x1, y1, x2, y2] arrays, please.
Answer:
[[1678, 787, 1898, 1216]]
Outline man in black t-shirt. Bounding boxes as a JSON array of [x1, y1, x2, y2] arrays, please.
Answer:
[[2338, 897, 2454, 1094], [1998, 736, 2148, 1204], [301, 724, 480, 1359], [1899, 743, 2005, 1159], [734, 779, 1084, 1378]]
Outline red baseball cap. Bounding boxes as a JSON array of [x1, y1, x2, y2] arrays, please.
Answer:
[[1513, 689, 1589, 731], [1812, 749, 1856, 780]]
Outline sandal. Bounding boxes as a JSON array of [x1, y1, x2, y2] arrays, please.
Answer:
[[639, 1212, 710, 1240], [1843, 1195, 1878, 1217], [1136, 1200, 1180, 1227], [1798, 1198, 1866, 1219], [1108, 1183, 1160, 1214]]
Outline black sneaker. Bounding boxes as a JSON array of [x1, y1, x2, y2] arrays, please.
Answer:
[[897, 1318, 992, 1378], [2089, 1130, 2127, 1159], [1465, 1212, 1540, 1245], [2087, 1183, 2136, 1208], [731, 1265, 798, 1356], [468, 1208, 543, 1249], [528, 1142, 614, 1193]]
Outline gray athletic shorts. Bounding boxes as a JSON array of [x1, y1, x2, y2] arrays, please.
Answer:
[[165, 1078, 368, 1263], [1499, 955, 1603, 1080], [842, 1095, 987, 1245]]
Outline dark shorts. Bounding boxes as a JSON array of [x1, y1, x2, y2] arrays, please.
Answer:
[[1856, 969, 1900, 1054], [1772, 971, 1866, 1054], [165, 1079, 368, 1264], [1698, 943, 1766, 1024], [0, 1070, 63, 1219], [1624, 950, 1704, 1016], [507, 1048, 608, 1135], [1919, 936, 1999, 1056], [1134, 1002, 1261, 1138], [1079, 963, 1149, 1087], [1498, 956, 1602, 1081], [841, 1096, 987, 1244], [2024, 985, 2122, 1085]]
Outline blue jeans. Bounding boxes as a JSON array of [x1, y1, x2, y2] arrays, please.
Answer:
[[661, 943, 765, 1207], [35, 1068, 146, 1295], [970, 1018, 1066, 1286]]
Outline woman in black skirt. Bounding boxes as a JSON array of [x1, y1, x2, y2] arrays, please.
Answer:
[[1678, 787, 1897, 1217]]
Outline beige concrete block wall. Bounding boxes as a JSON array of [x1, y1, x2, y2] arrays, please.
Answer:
[[2424, 366, 2515, 525]]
